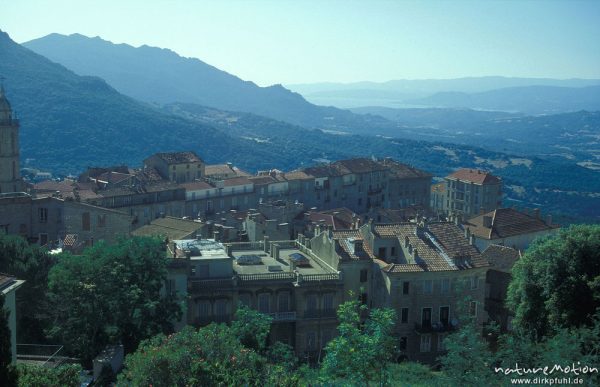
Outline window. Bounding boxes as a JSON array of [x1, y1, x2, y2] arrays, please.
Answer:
[[438, 334, 446, 351], [359, 293, 368, 305], [358, 198, 362, 206], [421, 307, 432, 327], [402, 281, 410, 295], [360, 269, 368, 283], [172, 173, 176, 181], [198, 301, 211, 319], [323, 293, 334, 311], [258, 293, 270, 313], [440, 306, 450, 326], [215, 299, 228, 317], [165, 279, 175, 295], [39, 208, 48, 223], [278, 292, 290, 312], [322, 330, 333, 346], [420, 335, 431, 352], [470, 276, 479, 290], [391, 247, 396, 256], [441, 278, 450, 294], [399, 337, 408, 351], [401, 307, 409, 323], [378, 247, 386, 259], [422, 280, 433, 295], [82, 212, 90, 231], [306, 331, 317, 350], [306, 294, 317, 313], [172, 165, 176, 171], [97, 214, 106, 228], [469, 301, 477, 317], [39, 233, 48, 246]]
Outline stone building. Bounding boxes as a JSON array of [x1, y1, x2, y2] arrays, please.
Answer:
[[444, 168, 502, 218], [0, 193, 133, 246], [144, 151, 205, 183], [0, 85, 25, 194]]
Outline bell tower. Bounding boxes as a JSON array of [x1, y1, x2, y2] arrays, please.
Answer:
[[0, 82, 24, 193]]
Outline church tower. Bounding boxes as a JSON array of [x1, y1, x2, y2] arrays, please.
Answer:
[[0, 84, 24, 193]]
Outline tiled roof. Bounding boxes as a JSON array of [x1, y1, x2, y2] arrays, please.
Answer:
[[371, 222, 487, 272], [382, 263, 424, 273], [34, 179, 75, 193], [0, 274, 16, 292], [223, 177, 253, 187], [135, 167, 164, 182], [320, 208, 356, 227], [284, 171, 314, 181], [95, 171, 132, 184], [482, 244, 520, 273], [333, 158, 387, 174], [248, 176, 277, 185], [446, 168, 501, 185], [179, 181, 214, 191], [132, 217, 203, 240], [466, 208, 558, 240], [205, 164, 234, 176], [302, 164, 344, 178], [154, 151, 202, 164], [378, 159, 432, 179]]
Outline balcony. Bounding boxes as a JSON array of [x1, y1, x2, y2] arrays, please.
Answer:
[[414, 321, 456, 334], [268, 311, 297, 321], [303, 309, 337, 319]]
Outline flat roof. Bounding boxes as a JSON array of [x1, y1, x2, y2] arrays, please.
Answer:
[[230, 248, 330, 276], [173, 239, 229, 260]]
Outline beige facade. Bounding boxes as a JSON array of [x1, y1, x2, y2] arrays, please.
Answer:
[[444, 169, 502, 218], [144, 151, 205, 184]]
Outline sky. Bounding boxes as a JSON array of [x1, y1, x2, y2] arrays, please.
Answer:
[[1, 0, 599, 86]]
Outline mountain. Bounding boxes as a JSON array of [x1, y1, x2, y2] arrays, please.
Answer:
[[406, 85, 600, 114], [286, 77, 600, 108], [0, 30, 278, 174], [23, 33, 394, 132]]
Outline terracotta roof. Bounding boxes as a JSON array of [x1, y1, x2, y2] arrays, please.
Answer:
[[248, 176, 277, 185], [378, 159, 432, 179], [302, 164, 343, 178], [153, 151, 202, 164], [482, 244, 520, 273], [284, 171, 314, 181], [333, 158, 387, 174], [180, 181, 214, 191], [95, 171, 133, 184], [223, 177, 253, 187], [446, 168, 501, 185], [34, 179, 75, 193], [135, 167, 164, 182], [370, 222, 487, 272], [320, 208, 356, 227], [205, 164, 234, 176], [466, 208, 558, 240]]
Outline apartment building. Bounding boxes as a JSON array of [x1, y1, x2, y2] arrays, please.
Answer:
[[144, 151, 205, 183], [444, 169, 502, 218]]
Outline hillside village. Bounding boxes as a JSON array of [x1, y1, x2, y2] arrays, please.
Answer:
[[0, 83, 565, 374]]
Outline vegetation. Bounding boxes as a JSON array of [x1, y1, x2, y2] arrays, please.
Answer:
[[15, 364, 81, 387], [507, 224, 600, 339], [46, 236, 181, 364], [321, 299, 396, 385], [0, 234, 55, 344], [0, 293, 18, 387]]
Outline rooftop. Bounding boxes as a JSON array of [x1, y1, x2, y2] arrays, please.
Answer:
[[132, 217, 203, 240], [482, 244, 520, 273], [466, 208, 558, 240], [152, 151, 203, 164], [173, 239, 228, 259], [332, 158, 387, 174], [379, 159, 432, 179], [230, 248, 332, 276], [446, 168, 501, 185]]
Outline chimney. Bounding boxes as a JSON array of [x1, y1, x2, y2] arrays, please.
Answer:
[[408, 243, 413, 255], [263, 235, 270, 253], [213, 230, 219, 241], [469, 234, 474, 246], [464, 227, 471, 240], [479, 207, 485, 215], [404, 235, 410, 248], [546, 214, 552, 225], [272, 244, 280, 260], [172, 242, 178, 258], [413, 248, 419, 262], [483, 215, 492, 228], [533, 208, 540, 219]]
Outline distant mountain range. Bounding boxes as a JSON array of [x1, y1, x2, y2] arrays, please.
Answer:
[[23, 33, 393, 132], [286, 77, 600, 110]]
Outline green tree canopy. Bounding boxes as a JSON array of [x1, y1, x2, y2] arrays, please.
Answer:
[[0, 293, 17, 387], [507, 224, 600, 339], [321, 299, 396, 385], [46, 236, 181, 364]]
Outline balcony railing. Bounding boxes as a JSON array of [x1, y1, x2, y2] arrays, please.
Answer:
[[189, 278, 235, 291], [268, 311, 297, 321], [414, 321, 456, 334], [238, 272, 296, 282]]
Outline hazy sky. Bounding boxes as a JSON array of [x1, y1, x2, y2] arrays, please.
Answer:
[[1, 0, 599, 86]]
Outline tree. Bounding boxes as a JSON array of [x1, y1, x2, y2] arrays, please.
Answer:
[[231, 304, 272, 352], [16, 364, 81, 387], [507, 225, 600, 339], [0, 233, 55, 344], [321, 299, 396, 385], [0, 294, 18, 387], [46, 236, 181, 363]]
